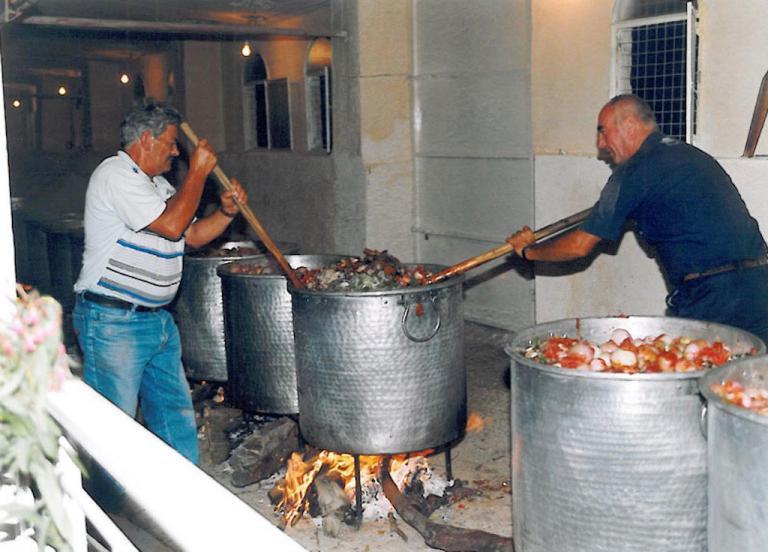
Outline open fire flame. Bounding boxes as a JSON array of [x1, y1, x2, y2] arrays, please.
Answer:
[[273, 449, 432, 525], [273, 412, 490, 525]]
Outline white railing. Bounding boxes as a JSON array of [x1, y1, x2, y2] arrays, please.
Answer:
[[46, 378, 306, 552]]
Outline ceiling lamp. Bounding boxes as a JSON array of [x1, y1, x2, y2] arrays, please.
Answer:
[[11, 99, 21, 108], [240, 42, 252, 57], [119, 73, 130, 85]]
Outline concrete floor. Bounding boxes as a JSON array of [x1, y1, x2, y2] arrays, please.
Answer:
[[103, 321, 515, 551]]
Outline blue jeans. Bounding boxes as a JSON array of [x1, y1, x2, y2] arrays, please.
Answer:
[[73, 295, 199, 464]]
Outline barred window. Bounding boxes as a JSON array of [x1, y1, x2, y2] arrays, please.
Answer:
[[613, 1, 697, 141]]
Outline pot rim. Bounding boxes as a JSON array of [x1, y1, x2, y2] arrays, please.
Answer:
[[506, 315, 765, 382], [216, 254, 350, 279], [699, 356, 768, 427]]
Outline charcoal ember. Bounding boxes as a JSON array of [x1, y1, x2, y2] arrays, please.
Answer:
[[229, 417, 300, 487], [227, 412, 282, 450], [295, 249, 433, 291]]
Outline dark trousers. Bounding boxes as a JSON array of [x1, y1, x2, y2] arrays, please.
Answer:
[[666, 265, 768, 346]]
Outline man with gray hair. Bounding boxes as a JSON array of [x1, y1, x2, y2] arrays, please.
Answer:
[[507, 93, 768, 343], [73, 104, 248, 465]]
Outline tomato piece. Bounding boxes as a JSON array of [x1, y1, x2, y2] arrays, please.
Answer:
[[644, 362, 662, 373], [559, 356, 585, 369], [619, 338, 638, 353], [542, 337, 577, 361], [658, 351, 678, 372], [709, 342, 731, 365]]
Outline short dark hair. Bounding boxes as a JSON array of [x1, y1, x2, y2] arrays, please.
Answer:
[[120, 104, 182, 148], [607, 93, 658, 129]]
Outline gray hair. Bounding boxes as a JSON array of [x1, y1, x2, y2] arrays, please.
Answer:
[[607, 93, 658, 129], [120, 104, 182, 148], [608, 94, 657, 128]]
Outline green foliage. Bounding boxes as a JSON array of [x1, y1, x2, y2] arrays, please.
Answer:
[[0, 287, 75, 551]]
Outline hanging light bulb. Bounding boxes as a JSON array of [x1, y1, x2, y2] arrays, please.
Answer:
[[240, 42, 252, 57], [11, 99, 21, 108], [119, 73, 131, 85], [57, 86, 67, 96]]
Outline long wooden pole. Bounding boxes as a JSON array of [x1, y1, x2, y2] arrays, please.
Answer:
[[743, 69, 768, 157], [424, 207, 592, 285], [179, 122, 304, 289]]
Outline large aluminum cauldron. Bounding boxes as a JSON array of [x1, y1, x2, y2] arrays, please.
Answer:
[[217, 255, 345, 414], [289, 266, 465, 454], [173, 240, 298, 382], [700, 357, 768, 551], [505, 316, 764, 552]]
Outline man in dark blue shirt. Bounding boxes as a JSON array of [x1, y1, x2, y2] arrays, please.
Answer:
[[507, 94, 768, 343]]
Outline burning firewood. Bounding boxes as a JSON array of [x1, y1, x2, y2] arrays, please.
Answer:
[[270, 449, 450, 528], [380, 459, 513, 552], [307, 472, 353, 537]]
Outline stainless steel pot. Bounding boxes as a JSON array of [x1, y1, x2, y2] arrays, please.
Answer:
[[700, 356, 768, 552], [505, 316, 764, 552], [289, 266, 465, 455], [39, 215, 84, 347], [173, 241, 298, 382], [217, 255, 345, 414]]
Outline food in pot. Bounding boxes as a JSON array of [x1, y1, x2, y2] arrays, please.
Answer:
[[710, 380, 768, 415], [295, 249, 433, 291], [225, 263, 277, 275], [522, 328, 736, 373]]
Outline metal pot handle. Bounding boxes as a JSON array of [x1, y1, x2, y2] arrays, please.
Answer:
[[401, 296, 441, 343], [700, 403, 708, 440]]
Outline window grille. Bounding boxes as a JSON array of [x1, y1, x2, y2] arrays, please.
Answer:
[[612, 1, 697, 142]]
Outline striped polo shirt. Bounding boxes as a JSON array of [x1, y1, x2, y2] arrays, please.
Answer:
[[74, 151, 185, 307]]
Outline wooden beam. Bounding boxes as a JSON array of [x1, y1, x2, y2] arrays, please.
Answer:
[[21, 15, 347, 39]]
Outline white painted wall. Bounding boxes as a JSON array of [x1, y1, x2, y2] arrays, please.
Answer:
[[412, 0, 535, 329], [532, 0, 612, 155], [358, 0, 415, 260], [696, 0, 768, 157]]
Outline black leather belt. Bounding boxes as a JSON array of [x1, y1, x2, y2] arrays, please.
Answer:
[[683, 256, 768, 283], [81, 291, 164, 312]]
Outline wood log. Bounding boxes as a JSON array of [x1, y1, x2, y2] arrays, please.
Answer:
[[380, 460, 513, 552], [228, 417, 300, 487]]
